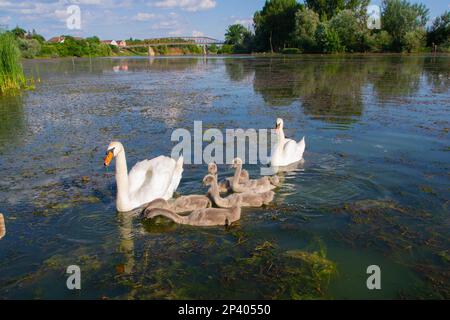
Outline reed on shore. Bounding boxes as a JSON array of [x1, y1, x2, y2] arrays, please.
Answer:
[[0, 32, 26, 95]]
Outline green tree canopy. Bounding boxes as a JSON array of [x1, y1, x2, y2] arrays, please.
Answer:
[[305, 0, 370, 21], [11, 26, 27, 38], [427, 11, 450, 47], [29, 29, 45, 43], [254, 0, 302, 52], [293, 7, 320, 52], [225, 24, 251, 46], [329, 9, 367, 52], [382, 0, 429, 51]]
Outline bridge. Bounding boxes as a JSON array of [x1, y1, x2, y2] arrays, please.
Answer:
[[124, 36, 225, 55]]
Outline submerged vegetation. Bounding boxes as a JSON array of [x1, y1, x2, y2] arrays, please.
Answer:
[[0, 32, 26, 95], [224, 0, 450, 54]]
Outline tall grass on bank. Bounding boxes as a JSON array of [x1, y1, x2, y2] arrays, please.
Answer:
[[0, 32, 26, 95]]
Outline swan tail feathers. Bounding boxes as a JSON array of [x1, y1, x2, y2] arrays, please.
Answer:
[[165, 156, 184, 199], [298, 136, 306, 158]]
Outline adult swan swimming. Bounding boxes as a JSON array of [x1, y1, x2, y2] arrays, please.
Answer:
[[270, 118, 306, 167], [103, 141, 184, 212]]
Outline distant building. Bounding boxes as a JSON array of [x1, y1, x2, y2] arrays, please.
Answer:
[[102, 40, 118, 46], [48, 36, 65, 43], [47, 36, 84, 43], [117, 40, 127, 47]]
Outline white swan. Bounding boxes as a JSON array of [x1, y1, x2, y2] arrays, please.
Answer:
[[270, 118, 305, 167], [104, 141, 183, 212]]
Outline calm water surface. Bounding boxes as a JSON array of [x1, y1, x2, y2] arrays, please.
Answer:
[[0, 55, 449, 299]]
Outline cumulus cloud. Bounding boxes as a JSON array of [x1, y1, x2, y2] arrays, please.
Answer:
[[133, 12, 157, 21], [192, 30, 204, 37], [54, 9, 69, 21], [0, 15, 11, 24], [168, 29, 183, 36], [152, 0, 216, 12], [234, 19, 253, 27]]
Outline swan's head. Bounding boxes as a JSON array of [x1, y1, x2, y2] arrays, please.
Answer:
[[208, 162, 217, 175], [275, 118, 284, 130], [104, 141, 123, 167], [232, 157, 243, 168], [202, 174, 216, 186]]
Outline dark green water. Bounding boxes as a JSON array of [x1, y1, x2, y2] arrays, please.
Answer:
[[0, 55, 448, 299]]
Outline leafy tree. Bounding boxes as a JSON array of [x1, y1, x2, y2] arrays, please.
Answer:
[[293, 7, 320, 52], [254, 0, 302, 52], [403, 29, 426, 52], [218, 44, 234, 54], [11, 26, 26, 39], [329, 9, 368, 52], [381, 0, 429, 51], [225, 24, 251, 46], [39, 45, 59, 58], [427, 11, 450, 47], [29, 29, 45, 43], [17, 38, 41, 58], [370, 30, 393, 52], [208, 44, 219, 54], [315, 21, 344, 53], [305, 0, 370, 21], [86, 36, 100, 44]]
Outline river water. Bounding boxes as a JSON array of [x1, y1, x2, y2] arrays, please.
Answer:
[[0, 55, 449, 299]]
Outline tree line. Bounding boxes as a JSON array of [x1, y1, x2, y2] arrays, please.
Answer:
[[224, 0, 450, 54], [2, 28, 210, 59], [3, 27, 114, 58]]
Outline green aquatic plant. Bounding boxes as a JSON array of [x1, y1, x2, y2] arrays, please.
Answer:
[[0, 32, 27, 95], [283, 250, 337, 296], [437, 250, 450, 264], [219, 241, 337, 299]]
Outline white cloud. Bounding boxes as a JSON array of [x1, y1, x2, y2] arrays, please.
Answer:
[[234, 19, 253, 27], [133, 12, 157, 21], [168, 29, 183, 36], [54, 9, 68, 21], [152, 0, 216, 12], [151, 19, 179, 30], [192, 30, 203, 37], [0, 15, 11, 26]]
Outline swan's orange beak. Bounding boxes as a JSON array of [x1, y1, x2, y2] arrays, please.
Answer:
[[103, 150, 114, 167]]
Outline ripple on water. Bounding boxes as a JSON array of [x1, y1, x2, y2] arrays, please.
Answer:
[[276, 152, 389, 214]]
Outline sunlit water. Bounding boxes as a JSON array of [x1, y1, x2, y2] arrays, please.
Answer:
[[0, 55, 448, 299]]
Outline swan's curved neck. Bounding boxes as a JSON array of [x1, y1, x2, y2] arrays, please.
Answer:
[[208, 178, 228, 207], [232, 163, 242, 188], [150, 209, 187, 224], [115, 150, 131, 211], [277, 126, 286, 146]]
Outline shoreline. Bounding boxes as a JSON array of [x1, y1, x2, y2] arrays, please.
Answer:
[[22, 51, 450, 62]]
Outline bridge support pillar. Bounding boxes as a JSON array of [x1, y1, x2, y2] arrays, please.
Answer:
[[148, 46, 155, 57], [202, 45, 207, 55]]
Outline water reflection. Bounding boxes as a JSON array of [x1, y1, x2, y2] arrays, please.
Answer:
[[224, 56, 449, 125], [369, 56, 424, 102], [22, 57, 203, 79], [424, 56, 450, 94], [0, 95, 25, 152], [224, 59, 255, 82]]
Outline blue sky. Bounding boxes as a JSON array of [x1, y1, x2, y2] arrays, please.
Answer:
[[0, 0, 448, 40]]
